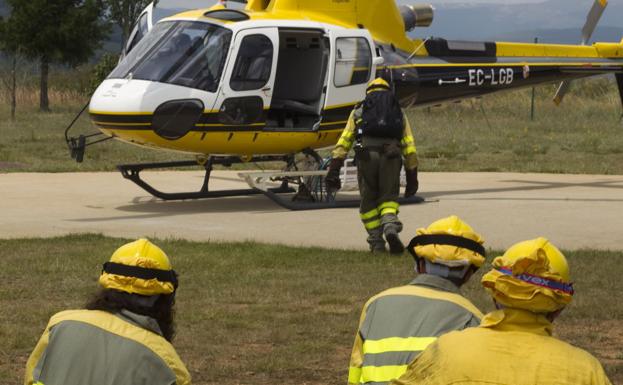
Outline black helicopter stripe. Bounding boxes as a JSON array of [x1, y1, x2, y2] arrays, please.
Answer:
[[322, 104, 357, 122], [90, 113, 152, 124], [318, 123, 348, 130], [92, 103, 357, 125], [94, 123, 346, 133]]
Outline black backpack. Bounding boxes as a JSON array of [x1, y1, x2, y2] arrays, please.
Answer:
[[358, 89, 404, 139]]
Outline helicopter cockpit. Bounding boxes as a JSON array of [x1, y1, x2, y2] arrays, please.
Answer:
[[93, 8, 379, 142], [110, 21, 232, 94]]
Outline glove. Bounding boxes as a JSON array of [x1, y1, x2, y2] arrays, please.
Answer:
[[325, 158, 344, 191], [405, 167, 419, 198]]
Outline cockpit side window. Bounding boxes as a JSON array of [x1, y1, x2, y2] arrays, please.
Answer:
[[126, 12, 150, 55], [230, 34, 273, 91], [109, 21, 233, 93], [334, 37, 372, 87]]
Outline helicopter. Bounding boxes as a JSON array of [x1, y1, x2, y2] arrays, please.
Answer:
[[68, 0, 623, 209]]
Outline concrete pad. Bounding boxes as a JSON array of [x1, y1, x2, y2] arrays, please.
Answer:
[[1, 171, 622, 250]]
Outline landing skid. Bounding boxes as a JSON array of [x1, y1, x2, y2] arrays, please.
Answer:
[[117, 156, 295, 201], [117, 154, 425, 211]]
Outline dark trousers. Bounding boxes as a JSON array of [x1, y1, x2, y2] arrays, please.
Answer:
[[357, 146, 403, 248]]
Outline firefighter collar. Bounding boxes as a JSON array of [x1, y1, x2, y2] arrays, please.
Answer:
[[411, 274, 461, 294], [480, 308, 553, 336], [116, 309, 163, 336]]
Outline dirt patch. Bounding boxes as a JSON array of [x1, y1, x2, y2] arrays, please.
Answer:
[[557, 319, 623, 383], [0, 162, 27, 170]]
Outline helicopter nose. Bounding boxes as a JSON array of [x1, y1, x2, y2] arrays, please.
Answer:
[[152, 99, 205, 140], [90, 79, 215, 140]]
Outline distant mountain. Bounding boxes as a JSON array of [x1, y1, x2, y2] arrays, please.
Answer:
[[410, 0, 623, 42], [496, 26, 623, 44], [0, 0, 8, 17]]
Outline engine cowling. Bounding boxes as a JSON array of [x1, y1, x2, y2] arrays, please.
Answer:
[[399, 4, 434, 31]]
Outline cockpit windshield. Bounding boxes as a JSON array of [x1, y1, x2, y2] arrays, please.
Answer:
[[109, 21, 232, 93]]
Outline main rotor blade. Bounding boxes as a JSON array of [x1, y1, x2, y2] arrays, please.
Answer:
[[553, 81, 572, 106], [582, 0, 608, 45], [555, 0, 607, 105]]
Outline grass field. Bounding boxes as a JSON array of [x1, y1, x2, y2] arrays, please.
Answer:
[[1, 78, 622, 174], [1, 235, 621, 384]]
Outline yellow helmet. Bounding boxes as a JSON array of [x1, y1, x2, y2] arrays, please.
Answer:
[[481, 237, 573, 313], [99, 239, 178, 296], [407, 215, 486, 268], [366, 77, 391, 94]]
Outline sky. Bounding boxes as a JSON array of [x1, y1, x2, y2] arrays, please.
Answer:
[[156, 0, 550, 9], [148, 0, 623, 42]]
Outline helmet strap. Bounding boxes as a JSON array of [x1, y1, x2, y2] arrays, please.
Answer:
[[103, 262, 178, 290], [408, 234, 486, 260]]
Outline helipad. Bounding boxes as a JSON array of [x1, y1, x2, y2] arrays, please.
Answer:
[[1, 171, 622, 250]]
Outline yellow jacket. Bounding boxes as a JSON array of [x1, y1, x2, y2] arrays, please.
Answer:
[[349, 275, 483, 385], [25, 309, 191, 385], [391, 308, 612, 385], [332, 108, 418, 170]]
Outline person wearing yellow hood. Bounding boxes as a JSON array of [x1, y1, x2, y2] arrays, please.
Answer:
[[24, 239, 191, 385], [326, 77, 419, 254], [390, 237, 612, 385], [348, 216, 486, 385]]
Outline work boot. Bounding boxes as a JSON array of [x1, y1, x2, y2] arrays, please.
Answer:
[[383, 223, 405, 255], [370, 242, 387, 254], [381, 214, 404, 255], [367, 228, 386, 254]]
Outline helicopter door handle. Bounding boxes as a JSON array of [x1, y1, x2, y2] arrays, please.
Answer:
[[262, 87, 272, 92]]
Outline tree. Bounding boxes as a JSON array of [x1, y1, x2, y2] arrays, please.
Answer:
[[0, 15, 20, 120], [4, 0, 109, 111], [103, 0, 154, 48]]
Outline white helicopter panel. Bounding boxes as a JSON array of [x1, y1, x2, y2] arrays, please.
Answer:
[[90, 79, 216, 114], [324, 28, 377, 116], [210, 27, 279, 129]]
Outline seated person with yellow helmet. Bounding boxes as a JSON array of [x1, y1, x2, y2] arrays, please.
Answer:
[[391, 237, 612, 385], [348, 216, 486, 385], [24, 239, 191, 385]]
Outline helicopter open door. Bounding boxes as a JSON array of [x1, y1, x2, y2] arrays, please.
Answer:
[[324, 29, 376, 118], [213, 28, 279, 129]]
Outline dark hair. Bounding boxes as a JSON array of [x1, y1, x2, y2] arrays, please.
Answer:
[[85, 289, 176, 342]]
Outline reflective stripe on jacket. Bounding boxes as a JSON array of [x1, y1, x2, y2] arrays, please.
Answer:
[[332, 109, 418, 170], [24, 309, 191, 385], [348, 274, 483, 385], [391, 308, 612, 385]]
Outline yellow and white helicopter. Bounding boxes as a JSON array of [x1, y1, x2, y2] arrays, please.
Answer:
[[68, 0, 623, 209]]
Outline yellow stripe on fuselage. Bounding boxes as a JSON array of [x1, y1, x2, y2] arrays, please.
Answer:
[[387, 61, 623, 69], [100, 128, 344, 156]]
